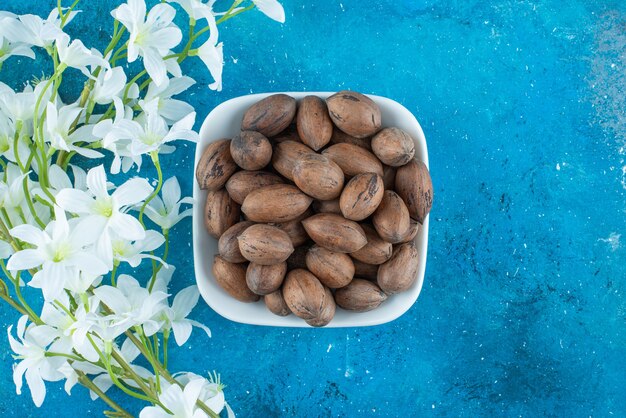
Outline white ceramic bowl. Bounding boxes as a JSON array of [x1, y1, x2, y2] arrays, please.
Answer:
[[193, 92, 429, 327]]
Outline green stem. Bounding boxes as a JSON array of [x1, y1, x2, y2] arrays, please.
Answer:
[[12, 123, 25, 172], [0, 212, 18, 251], [0, 260, 41, 324], [0, 292, 29, 317], [59, 0, 81, 27], [110, 350, 154, 396], [34, 66, 65, 148], [124, 70, 146, 101], [110, 263, 118, 287], [15, 206, 28, 225], [162, 331, 169, 369], [104, 21, 126, 57], [178, 19, 196, 64], [0, 208, 14, 230], [46, 352, 85, 362], [76, 371, 133, 418], [139, 153, 162, 225], [86, 334, 154, 404], [22, 177, 51, 229], [110, 43, 128, 66], [217, 4, 255, 24], [55, 151, 66, 166]]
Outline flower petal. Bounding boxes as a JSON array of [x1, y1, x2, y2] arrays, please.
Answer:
[[72, 215, 108, 247], [146, 3, 176, 25], [147, 26, 182, 51], [139, 230, 165, 252], [68, 145, 104, 159], [12, 360, 27, 395], [109, 213, 145, 241], [55, 189, 94, 214], [27, 325, 58, 347], [6, 249, 45, 271], [171, 320, 192, 346], [9, 225, 47, 247], [189, 320, 211, 339], [92, 285, 130, 314], [25, 366, 46, 407], [161, 177, 181, 211], [48, 165, 72, 191], [253, 0, 285, 23], [66, 251, 108, 277], [39, 262, 68, 300], [113, 177, 153, 207], [70, 165, 88, 190], [171, 285, 199, 319], [159, 99, 194, 124], [86, 165, 109, 199], [143, 50, 167, 87], [182, 378, 205, 410], [139, 405, 171, 418], [197, 41, 223, 91]]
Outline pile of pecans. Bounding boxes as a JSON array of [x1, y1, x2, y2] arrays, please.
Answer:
[[196, 91, 433, 326]]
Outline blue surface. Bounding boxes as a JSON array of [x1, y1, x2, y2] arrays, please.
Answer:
[[1, 0, 626, 417]]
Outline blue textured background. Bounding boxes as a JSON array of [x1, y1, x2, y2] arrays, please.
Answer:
[[1, 0, 625, 416]]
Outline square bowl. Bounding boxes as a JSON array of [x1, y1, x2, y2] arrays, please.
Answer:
[[193, 92, 429, 327]]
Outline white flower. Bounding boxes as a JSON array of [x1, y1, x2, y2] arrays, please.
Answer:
[[1, 10, 71, 49], [148, 267, 209, 345], [0, 36, 35, 63], [174, 372, 226, 416], [93, 274, 169, 336], [0, 82, 52, 134], [67, 297, 109, 362], [6, 206, 108, 300], [37, 295, 92, 367], [196, 39, 223, 91], [55, 165, 153, 267], [7, 315, 68, 407], [44, 102, 103, 158], [144, 76, 195, 124], [0, 15, 36, 63], [166, 285, 211, 346], [112, 0, 182, 86], [92, 66, 127, 105], [97, 100, 197, 168], [144, 177, 193, 230], [0, 163, 29, 209], [139, 378, 208, 418], [55, 33, 108, 76], [112, 229, 166, 268], [253, 0, 285, 23]]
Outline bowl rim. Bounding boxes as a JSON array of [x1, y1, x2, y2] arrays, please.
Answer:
[[193, 91, 429, 328]]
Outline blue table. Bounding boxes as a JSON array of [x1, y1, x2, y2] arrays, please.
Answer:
[[1, 1, 625, 416]]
